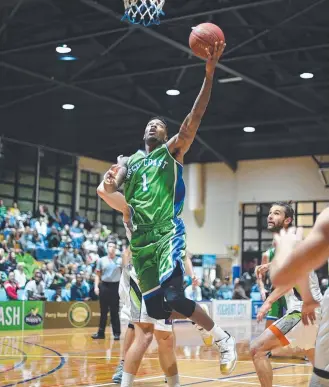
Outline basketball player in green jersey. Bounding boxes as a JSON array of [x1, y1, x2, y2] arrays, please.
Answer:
[[103, 41, 237, 384], [256, 203, 291, 328]]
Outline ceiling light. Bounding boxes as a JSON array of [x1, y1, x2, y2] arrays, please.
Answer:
[[166, 89, 180, 96], [300, 72, 314, 79], [59, 55, 77, 61], [218, 77, 243, 84], [243, 126, 255, 133], [56, 44, 71, 54], [62, 104, 75, 110]]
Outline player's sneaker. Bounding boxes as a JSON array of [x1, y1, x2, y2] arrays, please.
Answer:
[[112, 360, 124, 384], [193, 304, 214, 346], [214, 332, 237, 375]]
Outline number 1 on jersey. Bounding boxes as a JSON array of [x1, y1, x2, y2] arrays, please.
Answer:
[[142, 173, 148, 192]]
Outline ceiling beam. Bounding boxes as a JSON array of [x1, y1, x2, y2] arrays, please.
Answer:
[[0, 60, 237, 171], [223, 0, 326, 57], [0, 26, 129, 55], [81, 0, 316, 115], [0, 0, 24, 39]]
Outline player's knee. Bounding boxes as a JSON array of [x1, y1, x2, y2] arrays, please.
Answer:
[[144, 295, 171, 320], [250, 339, 264, 360], [164, 285, 196, 318]]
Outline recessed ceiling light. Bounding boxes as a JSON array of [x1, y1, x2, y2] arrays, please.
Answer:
[[59, 55, 77, 61], [56, 44, 71, 54], [300, 72, 314, 79], [62, 104, 75, 110], [243, 126, 255, 133], [166, 89, 180, 96]]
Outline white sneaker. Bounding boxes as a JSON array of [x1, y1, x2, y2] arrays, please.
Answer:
[[214, 332, 237, 375]]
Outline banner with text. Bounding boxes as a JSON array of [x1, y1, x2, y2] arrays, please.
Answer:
[[0, 301, 44, 331], [44, 301, 102, 329], [212, 300, 252, 323]]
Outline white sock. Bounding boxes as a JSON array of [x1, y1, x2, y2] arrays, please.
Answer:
[[121, 372, 135, 387], [166, 374, 180, 387], [210, 325, 229, 341]]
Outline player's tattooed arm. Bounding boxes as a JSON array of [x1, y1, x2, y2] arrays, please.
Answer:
[[167, 41, 225, 161], [102, 155, 129, 194]]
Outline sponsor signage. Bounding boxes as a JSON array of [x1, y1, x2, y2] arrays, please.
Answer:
[[0, 301, 44, 331], [44, 301, 102, 329], [212, 300, 252, 322]]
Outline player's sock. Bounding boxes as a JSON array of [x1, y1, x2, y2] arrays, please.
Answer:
[[166, 374, 180, 387], [120, 372, 135, 387], [210, 324, 229, 341]]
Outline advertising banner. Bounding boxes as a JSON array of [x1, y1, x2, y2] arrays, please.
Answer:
[[212, 300, 252, 323], [0, 301, 44, 331], [44, 301, 102, 329]]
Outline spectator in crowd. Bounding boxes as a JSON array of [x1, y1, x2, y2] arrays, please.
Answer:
[[88, 273, 98, 301], [218, 276, 234, 300], [35, 217, 48, 237], [4, 272, 19, 300], [0, 248, 8, 273], [25, 269, 46, 301], [71, 248, 84, 266], [0, 199, 7, 220], [8, 202, 20, 219], [213, 278, 222, 299], [51, 286, 63, 302], [58, 244, 73, 267], [201, 279, 214, 301], [71, 273, 90, 301], [232, 278, 249, 300], [92, 238, 122, 340], [185, 278, 202, 301], [5, 251, 17, 273], [47, 226, 61, 248], [14, 262, 26, 288]]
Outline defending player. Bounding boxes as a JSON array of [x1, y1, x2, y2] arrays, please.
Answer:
[[103, 41, 237, 380], [250, 202, 323, 387], [270, 207, 329, 386]]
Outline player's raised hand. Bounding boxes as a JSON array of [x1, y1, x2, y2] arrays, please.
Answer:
[[104, 164, 120, 185], [205, 41, 226, 77], [255, 263, 271, 280]]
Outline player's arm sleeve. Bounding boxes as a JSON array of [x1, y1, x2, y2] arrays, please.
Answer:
[[167, 74, 215, 156], [271, 208, 329, 288]]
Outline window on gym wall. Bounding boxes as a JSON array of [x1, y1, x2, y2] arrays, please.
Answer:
[[241, 201, 329, 277], [79, 171, 100, 222]]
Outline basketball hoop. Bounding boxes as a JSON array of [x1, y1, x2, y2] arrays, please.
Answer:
[[122, 0, 165, 27]]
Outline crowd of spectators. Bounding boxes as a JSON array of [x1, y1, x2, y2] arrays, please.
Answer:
[[0, 200, 127, 302]]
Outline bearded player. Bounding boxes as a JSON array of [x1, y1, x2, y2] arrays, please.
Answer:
[[104, 41, 237, 385], [270, 207, 329, 386], [251, 202, 323, 387]]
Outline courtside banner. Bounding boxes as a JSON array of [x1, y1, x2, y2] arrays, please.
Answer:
[[212, 300, 252, 322], [0, 301, 44, 331], [44, 301, 102, 329]]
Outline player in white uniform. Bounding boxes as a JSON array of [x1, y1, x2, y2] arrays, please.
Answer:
[[270, 207, 329, 386], [250, 202, 323, 387]]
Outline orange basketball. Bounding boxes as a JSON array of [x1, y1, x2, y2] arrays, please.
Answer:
[[189, 23, 225, 60]]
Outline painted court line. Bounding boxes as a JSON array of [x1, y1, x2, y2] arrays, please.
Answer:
[[85, 375, 163, 387]]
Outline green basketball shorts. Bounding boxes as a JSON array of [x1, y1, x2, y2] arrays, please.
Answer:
[[266, 296, 287, 321], [130, 218, 186, 298]]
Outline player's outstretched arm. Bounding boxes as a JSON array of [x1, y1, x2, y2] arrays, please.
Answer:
[[271, 207, 329, 288], [167, 41, 225, 161]]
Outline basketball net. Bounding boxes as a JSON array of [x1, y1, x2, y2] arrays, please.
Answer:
[[122, 0, 165, 26]]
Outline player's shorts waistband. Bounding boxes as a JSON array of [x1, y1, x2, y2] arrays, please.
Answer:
[[134, 218, 183, 231]]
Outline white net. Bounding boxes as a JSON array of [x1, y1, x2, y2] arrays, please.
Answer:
[[122, 0, 165, 26]]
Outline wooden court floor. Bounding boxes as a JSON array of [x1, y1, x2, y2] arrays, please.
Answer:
[[0, 322, 312, 386]]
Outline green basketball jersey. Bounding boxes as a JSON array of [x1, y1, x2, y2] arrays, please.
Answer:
[[124, 144, 185, 226], [265, 247, 276, 262]]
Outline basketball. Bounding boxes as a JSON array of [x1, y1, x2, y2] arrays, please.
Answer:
[[189, 23, 225, 60]]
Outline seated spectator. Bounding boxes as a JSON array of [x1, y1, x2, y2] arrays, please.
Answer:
[[60, 209, 70, 226], [58, 244, 74, 267], [213, 278, 222, 300], [201, 279, 214, 301], [218, 276, 234, 300], [25, 269, 46, 300], [0, 199, 7, 221], [14, 262, 27, 288], [51, 287, 63, 302], [4, 271, 19, 300], [34, 217, 48, 237], [184, 279, 202, 302], [8, 202, 20, 219], [71, 273, 90, 301], [88, 273, 98, 301], [71, 248, 84, 266], [0, 248, 8, 272], [20, 226, 33, 251], [47, 226, 61, 248], [6, 251, 17, 273], [232, 278, 249, 300], [32, 230, 45, 250]]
